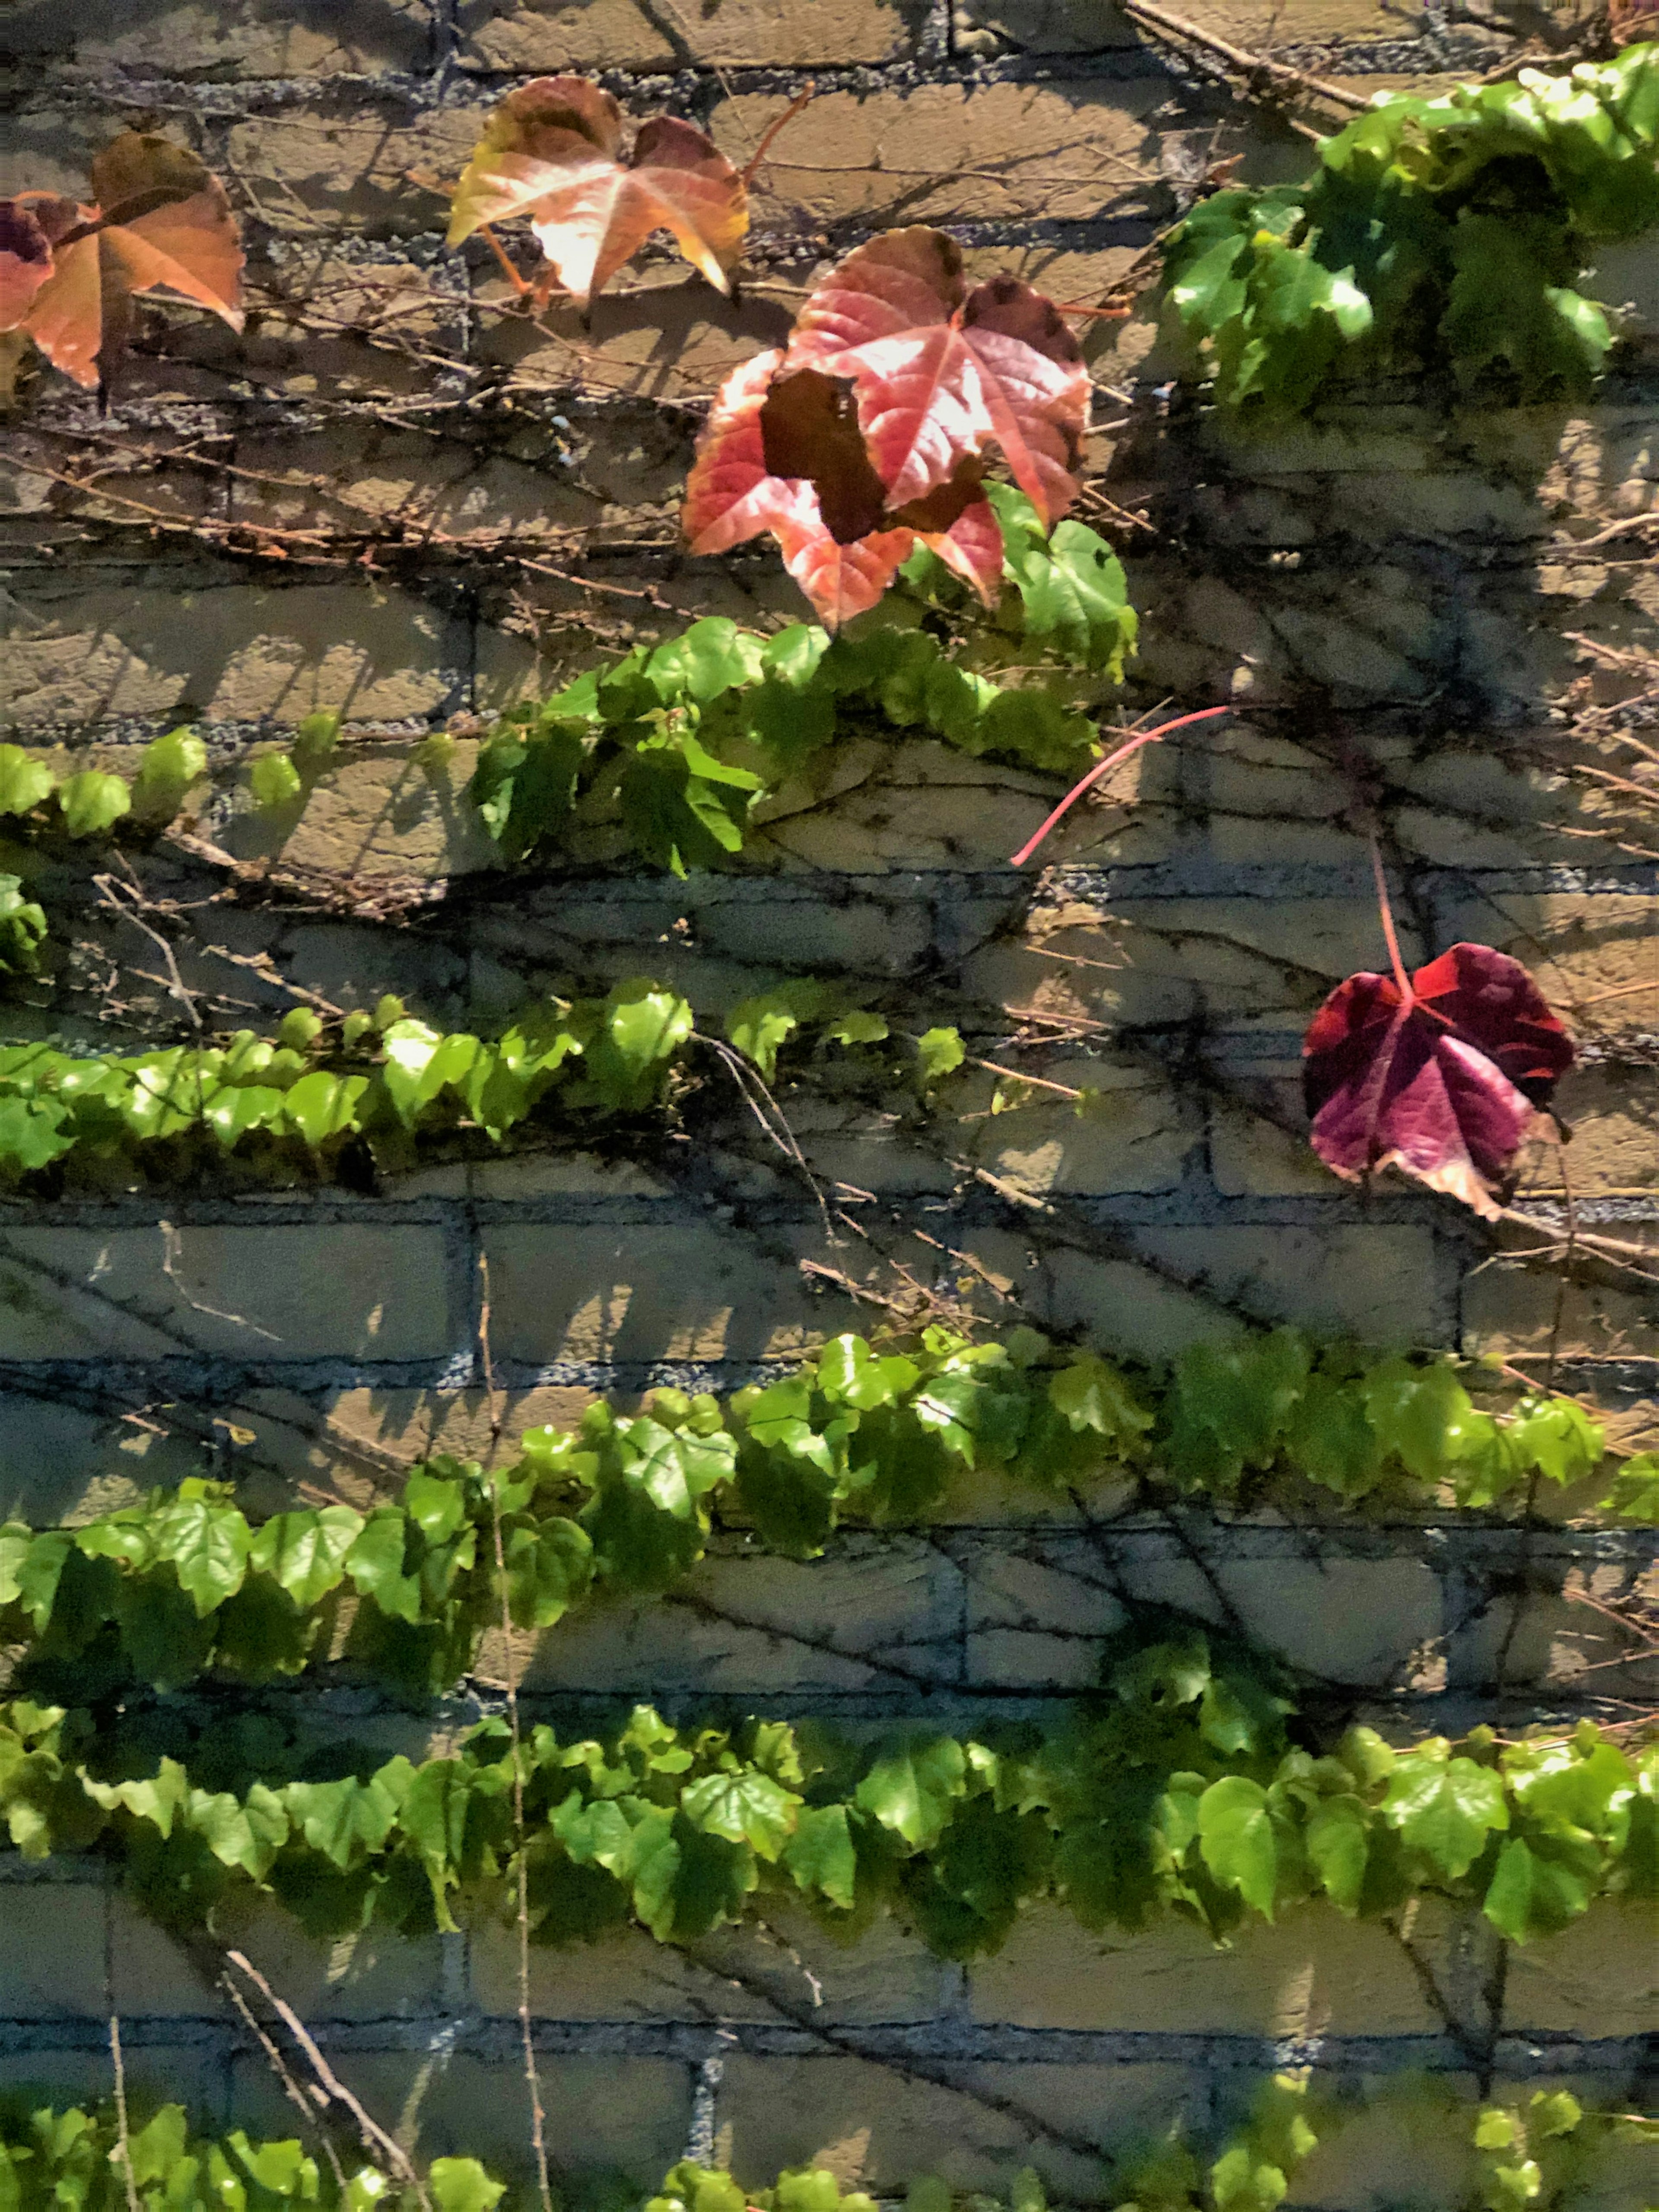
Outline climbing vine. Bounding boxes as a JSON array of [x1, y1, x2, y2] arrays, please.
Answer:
[[0, 1328, 1645, 1697], [1, 1641, 1653, 1952], [3, 2083, 1649, 2212]]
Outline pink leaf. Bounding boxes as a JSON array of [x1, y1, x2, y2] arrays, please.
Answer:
[[1303, 942, 1576, 1218]]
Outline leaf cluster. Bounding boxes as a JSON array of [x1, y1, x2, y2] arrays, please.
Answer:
[[467, 560, 1131, 874], [2, 1640, 1653, 1951], [0, 134, 242, 396], [1162, 44, 1659, 414], [0, 979, 696, 1176], [0, 1334, 1637, 1697]]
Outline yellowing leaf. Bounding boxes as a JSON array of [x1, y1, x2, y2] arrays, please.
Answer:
[[448, 76, 746, 308]]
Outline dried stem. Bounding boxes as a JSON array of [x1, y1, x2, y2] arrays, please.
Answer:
[[742, 83, 818, 184], [109, 2016, 142, 2212], [480, 1253, 556, 2212]]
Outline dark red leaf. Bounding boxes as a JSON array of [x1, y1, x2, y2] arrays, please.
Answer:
[[1303, 942, 1576, 1218]]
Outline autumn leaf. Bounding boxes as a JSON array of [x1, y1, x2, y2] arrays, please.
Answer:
[[683, 349, 918, 628], [447, 76, 746, 308], [1303, 942, 1576, 1218], [0, 202, 55, 332], [16, 136, 243, 390], [783, 227, 1090, 528]]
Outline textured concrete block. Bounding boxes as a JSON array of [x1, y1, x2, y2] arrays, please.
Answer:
[[1500, 1902, 1659, 2037], [1131, 1227, 1442, 1346], [1462, 1263, 1659, 1366], [473, 1905, 949, 2026], [710, 81, 1161, 229], [967, 1901, 1445, 2037], [0, 1225, 453, 1361], [714, 2050, 1191, 2202], [458, 0, 929, 68], [513, 1536, 962, 1693], [218, 747, 502, 881], [2, 0, 436, 73], [6, 583, 466, 733], [478, 1222, 845, 1364]]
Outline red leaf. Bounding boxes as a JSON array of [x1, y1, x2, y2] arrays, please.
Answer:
[[783, 227, 1089, 527], [447, 76, 746, 307], [683, 348, 931, 628], [0, 201, 55, 332], [16, 138, 242, 390], [1303, 943, 1576, 1219]]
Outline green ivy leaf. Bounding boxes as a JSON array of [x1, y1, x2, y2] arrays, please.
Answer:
[[855, 1734, 966, 1850], [0, 877, 48, 975], [250, 752, 303, 809], [503, 1516, 594, 1628], [1198, 1775, 1279, 1917], [135, 728, 209, 801], [429, 2161, 505, 2212], [680, 1767, 800, 1859], [916, 1027, 965, 1084], [0, 744, 57, 816], [57, 770, 132, 838], [1482, 1835, 1593, 1941], [1383, 1750, 1508, 1878], [151, 1492, 251, 1616], [1598, 1452, 1659, 1522], [782, 1802, 860, 1910]]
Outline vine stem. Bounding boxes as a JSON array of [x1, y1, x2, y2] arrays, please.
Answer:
[[480, 1253, 556, 2212], [1008, 705, 1231, 867], [1368, 831, 1414, 1002], [741, 83, 817, 184], [109, 2016, 141, 2212]]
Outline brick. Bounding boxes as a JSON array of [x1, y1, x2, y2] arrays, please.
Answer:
[[0, 1224, 452, 1361], [964, 1541, 1127, 1689], [218, 746, 502, 880], [467, 279, 785, 412], [1039, 1249, 1250, 1364], [6, 583, 467, 733], [2, 0, 436, 75], [210, 1892, 446, 2019], [965, 895, 1427, 1033], [1131, 1226, 1443, 1346], [967, 1899, 1446, 2035], [709, 80, 1163, 229], [227, 2053, 691, 2190], [1462, 1262, 1659, 1367], [477, 1221, 845, 1363], [510, 1535, 963, 1693], [1431, 895, 1659, 1046], [1289, 2081, 1485, 2212], [961, 1067, 1200, 1198], [458, 0, 929, 69], [713, 2050, 1189, 2201], [1209, 1092, 1346, 1199], [472, 1904, 949, 2025]]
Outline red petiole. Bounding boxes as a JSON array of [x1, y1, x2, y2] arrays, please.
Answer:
[[1009, 705, 1232, 868]]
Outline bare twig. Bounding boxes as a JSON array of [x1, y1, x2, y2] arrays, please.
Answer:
[[218, 1970, 349, 2191], [480, 1253, 555, 2212], [109, 2017, 142, 2212], [223, 1950, 432, 2211], [1120, 0, 1370, 111]]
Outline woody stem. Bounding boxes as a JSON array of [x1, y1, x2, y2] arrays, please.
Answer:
[[1369, 831, 1413, 1001]]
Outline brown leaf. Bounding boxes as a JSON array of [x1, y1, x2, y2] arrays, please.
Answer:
[[447, 76, 747, 308], [18, 137, 242, 390]]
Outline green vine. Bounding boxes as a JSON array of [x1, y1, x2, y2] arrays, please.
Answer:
[[1, 1330, 1644, 1698], [2, 1621, 1654, 1952], [0, 494, 1132, 892], [1162, 43, 1659, 415], [3, 2081, 1647, 2212]]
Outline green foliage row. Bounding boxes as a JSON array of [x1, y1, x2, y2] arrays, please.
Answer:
[[464, 545, 1129, 879], [3, 1619, 1654, 1952], [0, 979, 706, 1174], [0, 964, 965, 1177], [1162, 43, 1659, 415], [2, 1328, 1646, 1699], [2, 2082, 1648, 2212], [0, 496, 1132, 894]]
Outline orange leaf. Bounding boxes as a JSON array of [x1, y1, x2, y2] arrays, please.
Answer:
[[784, 227, 1088, 528], [18, 136, 242, 390], [447, 76, 746, 308], [0, 202, 55, 333]]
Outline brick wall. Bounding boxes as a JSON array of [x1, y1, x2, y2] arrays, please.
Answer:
[[1, 0, 1656, 2202]]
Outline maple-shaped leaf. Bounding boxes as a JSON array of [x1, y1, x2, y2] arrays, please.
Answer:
[[683, 349, 923, 629], [16, 137, 243, 390], [1303, 942, 1575, 1218], [783, 228, 1089, 528], [447, 76, 746, 308], [0, 203, 55, 332]]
